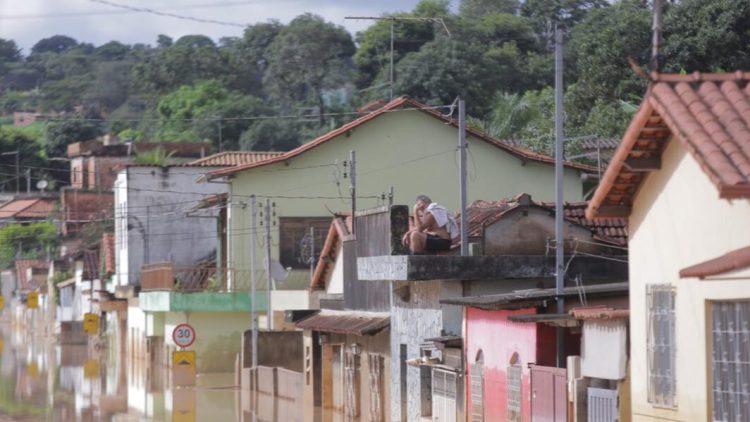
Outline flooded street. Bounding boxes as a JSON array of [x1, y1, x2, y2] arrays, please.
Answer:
[[0, 321, 241, 421]]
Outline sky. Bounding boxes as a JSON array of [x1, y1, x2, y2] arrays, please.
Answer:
[[0, 0, 433, 54]]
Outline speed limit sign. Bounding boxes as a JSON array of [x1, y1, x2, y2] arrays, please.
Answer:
[[172, 323, 196, 348]]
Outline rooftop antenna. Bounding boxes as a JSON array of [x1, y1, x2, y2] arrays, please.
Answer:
[[345, 16, 451, 101]]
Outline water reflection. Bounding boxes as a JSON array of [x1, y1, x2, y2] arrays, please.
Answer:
[[0, 322, 353, 422]]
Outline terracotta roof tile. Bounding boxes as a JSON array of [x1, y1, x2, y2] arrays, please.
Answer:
[[570, 306, 629, 320], [208, 96, 596, 179], [294, 310, 389, 336], [101, 233, 116, 275], [461, 194, 628, 246], [0, 198, 56, 219], [588, 72, 750, 220], [14, 259, 48, 290], [310, 214, 352, 290], [679, 245, 750, 279], [188, 151, 283, 167]]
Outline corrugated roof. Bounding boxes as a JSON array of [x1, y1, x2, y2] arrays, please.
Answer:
[[679, 245, 750, 279], [440, 282, 629, 310], [570, 306, 629, 320], [0, 198, 56, 219], [588, 71, 750, 220], [294, 310, 389, 336], [188, 151, 284, 167], [208, 96, 596, 179]]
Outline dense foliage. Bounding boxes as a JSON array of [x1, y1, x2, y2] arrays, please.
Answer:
[[0, 0, 749, 188], [0, 222, 57, 269]]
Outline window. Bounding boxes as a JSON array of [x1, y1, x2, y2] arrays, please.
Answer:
[[711, 300, 750, 421], [432, 368, 457, 422], [471, 350, 485, 422], [278, 217, 331, 269], [507, 357, 522, 421], [646, 284, 677, 408]]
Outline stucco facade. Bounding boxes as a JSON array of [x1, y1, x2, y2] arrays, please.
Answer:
[[628, 139, 750, 420], [227, 110, 586, 286]]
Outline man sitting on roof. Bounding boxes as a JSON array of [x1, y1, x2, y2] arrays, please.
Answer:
[[402, 195, 459, 253]]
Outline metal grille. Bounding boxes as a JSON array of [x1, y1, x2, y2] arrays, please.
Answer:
[[368, 354, 384, 422], [711, 301, 750, 421], [470, 363, 484, 422], [432, 369, 457, 422], [588, 387, 618, 421], [345, 352, 359, 418], [646, 284, 677, 408], [507, 364, 522, 421]]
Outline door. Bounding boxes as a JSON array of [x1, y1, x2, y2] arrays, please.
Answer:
[[332, 345, 345, 410], [432, 368, 457, 422], [530, 364, 567, 422]]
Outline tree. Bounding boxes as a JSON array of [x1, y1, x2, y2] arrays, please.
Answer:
[[157, 34, 173, 48], [223, 21, 283, 95], [662, 0, 750, 73], [93, 41, 130, 61], [45, 118, 103, 161], [31, 35, 78, 54], [0, 127, 47, 191], [460, 0, 519, 19], [263, 14, 355, 125], [354, 0, 451, 88], [84, 61, 133, 112], [0, 222, 57, 269], [240, 120, 301, 151]]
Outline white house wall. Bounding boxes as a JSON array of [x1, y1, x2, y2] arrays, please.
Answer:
[[629, 138, 750, 420]]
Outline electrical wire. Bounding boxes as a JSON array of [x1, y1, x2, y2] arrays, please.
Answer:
[[89, 0, 249, 28]]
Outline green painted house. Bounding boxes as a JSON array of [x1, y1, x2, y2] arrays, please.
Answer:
[[208, 96, 594, 312]]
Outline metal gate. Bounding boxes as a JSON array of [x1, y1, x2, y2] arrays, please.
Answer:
[[588, 387, 618, 422], [432, 368, 457, 422], [530, 364, 567, 422], [344, 352, 359, 418], [368, 354, 384, 422], [332, 345, 344, 410]]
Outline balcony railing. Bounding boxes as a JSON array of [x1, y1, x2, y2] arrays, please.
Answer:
[[140, 263, 260, 293]]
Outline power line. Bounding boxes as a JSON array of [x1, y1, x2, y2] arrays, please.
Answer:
[[0, 1, 288, 21], [89, 0, 249, 28]]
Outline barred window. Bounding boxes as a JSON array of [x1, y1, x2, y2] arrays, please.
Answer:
[[507, 363, 522, 421], [711, 301, 750, 422], [646, 284, 677, 408]]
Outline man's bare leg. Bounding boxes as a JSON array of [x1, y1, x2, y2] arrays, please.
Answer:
[[409, 231, 427, 253]]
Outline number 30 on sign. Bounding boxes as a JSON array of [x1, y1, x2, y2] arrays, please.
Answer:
[[172, 323, 196, 348]]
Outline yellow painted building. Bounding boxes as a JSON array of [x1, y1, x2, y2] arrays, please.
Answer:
[[588, 73, 750, 421]]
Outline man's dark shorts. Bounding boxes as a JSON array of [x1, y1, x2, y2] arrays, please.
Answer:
[[425, 234, 451, 252]]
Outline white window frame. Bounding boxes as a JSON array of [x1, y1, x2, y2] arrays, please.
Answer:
[[646, 283, 677, 409]]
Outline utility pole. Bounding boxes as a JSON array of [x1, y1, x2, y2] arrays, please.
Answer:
[[344, 16, 450, 100], [264, 199, 273, 330], [652, 0, 664, 72], [145, 205, 151, 265], [249, 195, 258, 369], [349, 151, 356, 236], [458, 98, 468, 256], [1, 150, 19, 194], [554, 24, 566, 368], [309, 226, 315, 280], [24, 169, 31, 193], [217, 116, 223, 152]]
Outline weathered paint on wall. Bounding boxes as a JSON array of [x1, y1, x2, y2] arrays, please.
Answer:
[[464, 307, 551, 421], [113, 166, 225, 287], [390, 280, 462, 421], [628, 138, 750, 421], [138, 291, 267, 312], [228, 110, 585, 286]]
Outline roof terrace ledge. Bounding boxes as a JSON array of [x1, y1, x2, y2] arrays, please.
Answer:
[[357, 254, 627, 282]]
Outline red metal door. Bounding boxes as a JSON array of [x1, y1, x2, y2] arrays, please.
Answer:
[[530, 364, 567, 422]]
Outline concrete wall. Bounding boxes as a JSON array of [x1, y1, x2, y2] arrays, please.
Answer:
[[255, 331, 304, 372], [390, 280, 462, 421], [163, 311, 249, 373], [628, 139, 750, 420], [465, 307, 547, 422], [228, 110, 586, 283], [114, 166, 225, 287]]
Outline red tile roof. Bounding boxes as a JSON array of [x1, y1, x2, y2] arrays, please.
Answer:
[[588, 72, 750, 219], [101, 233, 116, 275], [294, 310, 389, 336], [208, 96, 596, 179], [570, 305, 629, 320], [188, 151, 284, 167], [462, 193, 628, 246], [679, 245, 750, 279], [0, 198, 57, 219], [14, 259, 48, 291], [310, 214, 353, 290]]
